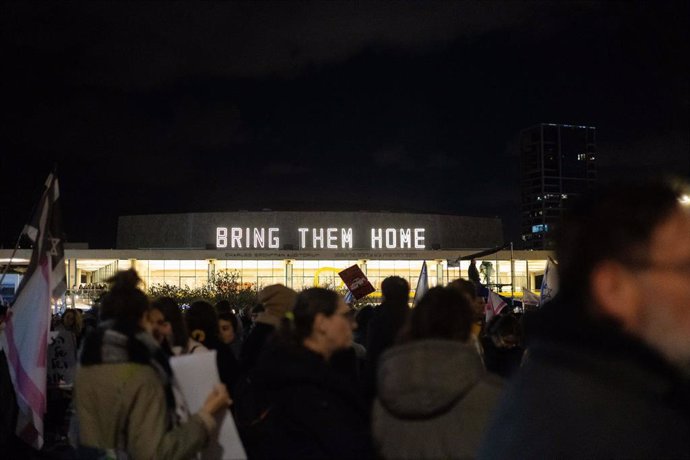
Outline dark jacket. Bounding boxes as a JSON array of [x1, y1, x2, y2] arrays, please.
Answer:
[[240, 322, 276, 374], [373, 339, 503, 459], [235, 341, 374, 460], [363, 300, 409, 400], [479, 295, 690, 459]]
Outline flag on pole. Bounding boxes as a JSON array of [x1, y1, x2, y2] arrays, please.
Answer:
[[0, 172, 66, 449], [485, 290, 508, 323], [540, 258, 559, 306], [521, 287, 540, 306], [413, 261, 428, 305]]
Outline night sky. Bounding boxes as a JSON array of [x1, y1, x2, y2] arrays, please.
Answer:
[[1, 1, 688, 249]]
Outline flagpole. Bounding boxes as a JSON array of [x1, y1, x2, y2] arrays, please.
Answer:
[[506, 241, 510, 306]]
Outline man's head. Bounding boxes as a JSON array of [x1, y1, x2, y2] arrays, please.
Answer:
[[381, 276, 410, 304], [557, 178, 690, 365]]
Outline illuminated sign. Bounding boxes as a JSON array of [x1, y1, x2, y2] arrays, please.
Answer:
[[215, 227, 426, 250]]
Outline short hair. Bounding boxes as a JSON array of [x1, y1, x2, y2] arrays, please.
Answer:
[[398, 286, 474, 343], [556, 178, 689, 305], [486, 313, 522, 348], [448, 278, 478, 300], [381, 276, 410, 304]]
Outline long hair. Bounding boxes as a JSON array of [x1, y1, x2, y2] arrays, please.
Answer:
[[397, 287, 474, 344], [151, 297, 188, 349], [282, 288, 340, 343], [99, 269, 149, 336], [186, 300, 221, 349]]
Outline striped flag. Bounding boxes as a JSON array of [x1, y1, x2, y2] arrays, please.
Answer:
[[0, 172, 66, 449], [413, 261, 428, 306], [540, 258, 559, 306], [485, 290, 508, 322], [521, 287, 540, 306]]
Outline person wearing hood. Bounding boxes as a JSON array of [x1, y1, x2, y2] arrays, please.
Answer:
[[372, 286, 503, 460], [240, 284, 297, 373]]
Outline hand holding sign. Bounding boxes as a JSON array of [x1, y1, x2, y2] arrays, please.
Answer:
[[338, 265, 375, 300]]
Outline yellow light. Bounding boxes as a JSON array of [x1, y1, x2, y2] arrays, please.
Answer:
[[679, 194, 690, 206]]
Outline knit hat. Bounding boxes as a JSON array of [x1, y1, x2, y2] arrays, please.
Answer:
[[258, 284, 297, 318]]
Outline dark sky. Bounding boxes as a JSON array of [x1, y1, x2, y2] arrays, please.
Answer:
[[1, 1, 688, 248]]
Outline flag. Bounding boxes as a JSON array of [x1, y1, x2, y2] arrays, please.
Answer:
[[0, 172, 65, 449], [344, 289, 355, 304], [485, 290, 508, 322], [521, 287, 540, 305], [540, 258, 559, 306], [413, 261, 428, 305]]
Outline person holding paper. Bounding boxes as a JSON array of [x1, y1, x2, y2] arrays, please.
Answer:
[[74, 269, 231, 460]]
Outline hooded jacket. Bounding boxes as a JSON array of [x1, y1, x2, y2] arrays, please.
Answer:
[[372, 339, 503, 460]]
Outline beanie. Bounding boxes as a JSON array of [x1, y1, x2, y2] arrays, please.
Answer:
[[258, 284, 297, 318]]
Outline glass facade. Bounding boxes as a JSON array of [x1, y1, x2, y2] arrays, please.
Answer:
[[65, 254, 549, 301]]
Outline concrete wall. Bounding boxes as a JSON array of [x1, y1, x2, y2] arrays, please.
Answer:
[[116, 211, 503, 250]]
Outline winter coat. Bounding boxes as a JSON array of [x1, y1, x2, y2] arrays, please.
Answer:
[[74, 327, 216, 460], [235, 341, 374, 460], [239, 321, 276, 374], [372, 339, 503, 459], [479, 295, 690, 459], [363, 300, 409, 400]]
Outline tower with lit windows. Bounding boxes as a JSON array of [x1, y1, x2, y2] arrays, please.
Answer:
[[520, 123, 597, 249]]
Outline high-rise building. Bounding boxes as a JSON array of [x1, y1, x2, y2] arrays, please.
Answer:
[[520, 123, 596, 249]]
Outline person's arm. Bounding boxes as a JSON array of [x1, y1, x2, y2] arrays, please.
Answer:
[[126, 369, 229, 460]]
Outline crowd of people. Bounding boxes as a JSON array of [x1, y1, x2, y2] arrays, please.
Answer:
[[2, 177, 690, 459]]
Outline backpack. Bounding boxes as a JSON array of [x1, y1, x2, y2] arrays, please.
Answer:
[[232, 373, 278, 459]]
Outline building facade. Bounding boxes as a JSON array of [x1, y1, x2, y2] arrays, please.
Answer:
[[520, 123, 597, 249], [1, 211, 554, 308]]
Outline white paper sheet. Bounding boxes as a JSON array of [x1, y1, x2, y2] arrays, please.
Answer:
[[170, 350, 247, 460]]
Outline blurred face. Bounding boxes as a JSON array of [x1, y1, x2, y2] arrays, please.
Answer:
[[630, 205, 690, 366], [148, 308, 170, 344], [318, 298, 356, 353], [63, 311, 75, 327], [219, 319, 235, 344]]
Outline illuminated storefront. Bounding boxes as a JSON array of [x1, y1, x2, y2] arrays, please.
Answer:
[[1, 211, 553, 302]]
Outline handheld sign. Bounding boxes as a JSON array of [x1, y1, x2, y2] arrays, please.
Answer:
[[170, 351, 247, 460], [338, 265, 375, 300], [48, 330, 77, 387]]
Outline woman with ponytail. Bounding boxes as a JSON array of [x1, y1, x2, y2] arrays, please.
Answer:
[[234, 287, 373, 460], [74, 270, 231, 460], [185, 300, 240, 391]]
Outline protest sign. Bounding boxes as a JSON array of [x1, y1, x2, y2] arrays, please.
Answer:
[[47, 329, 77, 387], [338, 265, 375, 299], [170, 351, 246, 460]]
